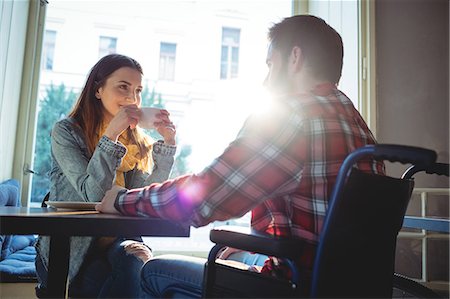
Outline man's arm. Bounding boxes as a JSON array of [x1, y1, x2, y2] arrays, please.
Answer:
[[98, 103, 306, 226]]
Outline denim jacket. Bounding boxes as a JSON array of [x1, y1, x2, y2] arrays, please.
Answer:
[[35, 118, 176, 283]]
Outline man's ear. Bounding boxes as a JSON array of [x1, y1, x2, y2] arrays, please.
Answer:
[[291, 46, 303, 72]]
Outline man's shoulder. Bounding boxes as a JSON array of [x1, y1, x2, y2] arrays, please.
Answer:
[[289, 91, 356, 117]]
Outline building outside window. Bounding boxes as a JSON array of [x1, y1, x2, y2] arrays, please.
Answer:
[[220, 27, 240, 79], [159, 42, 177, 81], [98, 36, 117, 58], [42, 30, 56, 70]]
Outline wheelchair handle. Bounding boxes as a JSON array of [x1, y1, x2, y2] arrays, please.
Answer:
[[402, 162, 449, 179], [372, 144, 437, 166], [425, 162, 450, 176], [334, 144, 437, 196]]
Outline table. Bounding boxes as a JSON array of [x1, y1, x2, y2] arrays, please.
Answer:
[[403, 216, 450, 233], [0, 207, 190, 298]]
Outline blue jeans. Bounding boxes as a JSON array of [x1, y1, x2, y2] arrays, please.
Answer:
[[36, 238, 146, 298], [140, 251, 268, 298]]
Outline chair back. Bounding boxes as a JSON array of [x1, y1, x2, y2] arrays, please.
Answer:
[[311, 145, 437, 298], [312, 170, 413, 297]]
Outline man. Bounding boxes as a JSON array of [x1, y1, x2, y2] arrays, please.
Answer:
[[97, 15, 383, 298]]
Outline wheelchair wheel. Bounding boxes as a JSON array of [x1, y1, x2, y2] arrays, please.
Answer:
[[392, 273, 442, 298]]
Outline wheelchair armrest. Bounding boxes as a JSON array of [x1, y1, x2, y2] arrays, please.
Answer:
[[210, 226, 304, 259]]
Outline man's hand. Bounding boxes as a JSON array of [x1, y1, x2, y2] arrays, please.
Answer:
[[96, 185, 125, 214]]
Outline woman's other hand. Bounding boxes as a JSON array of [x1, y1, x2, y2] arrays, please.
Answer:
[[155, 109, 176, 145], [122, 240, 153, 263]]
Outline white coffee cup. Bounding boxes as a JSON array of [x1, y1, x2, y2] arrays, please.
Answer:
[[138, 107, 161, 129]]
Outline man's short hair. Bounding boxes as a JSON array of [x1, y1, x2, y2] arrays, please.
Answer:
[[269, 15, 344, 84]]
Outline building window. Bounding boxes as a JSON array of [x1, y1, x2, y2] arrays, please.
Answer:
[[220, 27, 240, 79], [98, 36, 117, 58], [42, 30, 56, 70], [159, 42, 177, 81]]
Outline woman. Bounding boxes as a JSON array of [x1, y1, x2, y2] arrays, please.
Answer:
[[35, 54, 177, 298]]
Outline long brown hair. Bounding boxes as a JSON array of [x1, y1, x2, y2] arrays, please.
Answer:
[[69, 54, 152, 171]]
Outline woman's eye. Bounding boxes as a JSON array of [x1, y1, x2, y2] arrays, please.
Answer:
[[119, 85, 128, 90], [136, 89, 142, 94]]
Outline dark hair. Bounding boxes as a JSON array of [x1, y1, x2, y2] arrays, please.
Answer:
[[268, 15, 343, 84], [69, 54, 151, 167]]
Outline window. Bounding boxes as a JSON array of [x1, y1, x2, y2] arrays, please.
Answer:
[[98, 36, 117, 58], [42, 30, 56, 70], [159, 42, 177, 81], [307, 1, 360, 110], [220, 27, 240, 79], [26, 0, 292, 255]]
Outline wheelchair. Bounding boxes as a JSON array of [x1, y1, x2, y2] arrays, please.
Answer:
[[202, 144, 446, 298]]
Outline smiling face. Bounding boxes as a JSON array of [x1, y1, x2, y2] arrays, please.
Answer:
[[95, 67, 143, 122]]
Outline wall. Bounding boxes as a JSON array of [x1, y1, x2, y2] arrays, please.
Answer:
[[0, 0, 29, 181], [376, 0, 449, 187], [375, 0, 449, 288]]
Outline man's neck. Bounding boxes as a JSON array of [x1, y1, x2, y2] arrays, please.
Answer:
[[294, 72, 325, 94]]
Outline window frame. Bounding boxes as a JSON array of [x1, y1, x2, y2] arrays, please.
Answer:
[[358, 0, 377, 137], [11, 0, 47, 206]]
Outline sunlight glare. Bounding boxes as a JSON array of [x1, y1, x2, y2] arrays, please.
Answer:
[[240, 85, 273, 118]]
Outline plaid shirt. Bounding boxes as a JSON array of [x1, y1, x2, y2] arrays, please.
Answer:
[[116, 85, 383, 273]]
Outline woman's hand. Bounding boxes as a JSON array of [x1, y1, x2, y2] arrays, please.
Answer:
[[154, 109, 176, 145], [122, 240, 153, 263], [104, 104, 141, 142]]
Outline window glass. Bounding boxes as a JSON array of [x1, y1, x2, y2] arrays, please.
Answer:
[[220, 45, 228, 79], [42, 30, 56, 70], [159, 42, 177, 80], [31, 1, 292, 255], [220, 27, 241, 79], [231, 47, 239, 78], [98, 36, 117, 58]]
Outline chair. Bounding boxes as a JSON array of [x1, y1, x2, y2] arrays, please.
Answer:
[[202, 144, 438, 298], [0, 179, 38, 283]]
